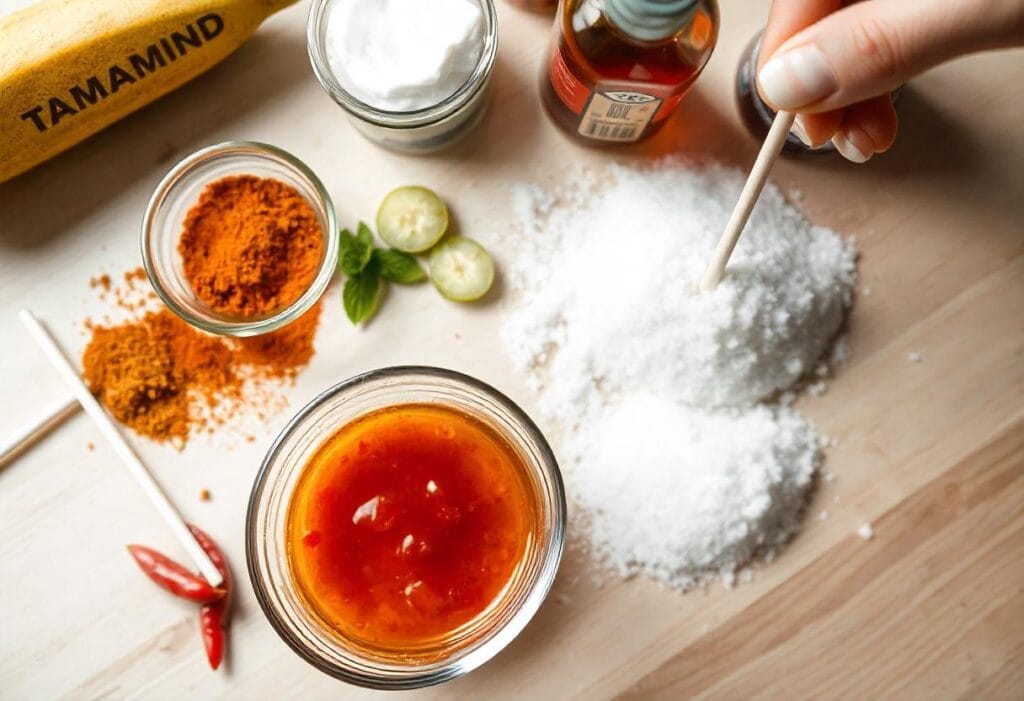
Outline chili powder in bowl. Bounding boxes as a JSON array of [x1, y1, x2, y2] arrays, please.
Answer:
[[246, 367, 566, 689], [142, 141, 337, 336]]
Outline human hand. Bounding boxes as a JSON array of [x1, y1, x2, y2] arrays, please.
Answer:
[[757, 0, 1024, 162]]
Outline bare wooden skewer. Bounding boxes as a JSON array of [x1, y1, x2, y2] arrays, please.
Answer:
[[699, 110, 796, 292], [0, 396, 79, 469], [19, 310, 223, 587]]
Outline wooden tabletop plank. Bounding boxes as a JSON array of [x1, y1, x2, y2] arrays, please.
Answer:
[[620, 419, 1024, 699]]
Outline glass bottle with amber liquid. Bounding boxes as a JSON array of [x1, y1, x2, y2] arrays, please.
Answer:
[[541, 0, 718, 145], [505, 0, 558, 11]]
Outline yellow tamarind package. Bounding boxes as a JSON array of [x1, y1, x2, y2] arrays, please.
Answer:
[[0, 0, 294, 183]]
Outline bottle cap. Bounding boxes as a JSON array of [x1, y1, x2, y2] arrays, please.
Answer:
[[605, 0, 699, 42]]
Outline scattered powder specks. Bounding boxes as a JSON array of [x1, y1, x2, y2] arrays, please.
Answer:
[[907, 351, 923, 363], [831, 335, 850, 367], [858, 523, 875, 540], [819, 510, 829, 520], [501, 161, 856, 591]]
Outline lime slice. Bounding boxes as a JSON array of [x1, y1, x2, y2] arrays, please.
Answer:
[[376, 186, 449, 253], [429, 237, 495, 302]]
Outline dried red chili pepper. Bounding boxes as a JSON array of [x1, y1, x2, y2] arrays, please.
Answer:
[[189, 525, 231, 671], [126, 545, 226, 604]]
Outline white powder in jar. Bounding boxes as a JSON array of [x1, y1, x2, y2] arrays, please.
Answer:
[[325, 0, 484, 112], [500, 161, 857, 590]]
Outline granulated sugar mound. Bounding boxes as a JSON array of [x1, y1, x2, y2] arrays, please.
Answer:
[[568, 395, 819, 590], [500, 161, 856, 590], [504, 162, 856, 412]]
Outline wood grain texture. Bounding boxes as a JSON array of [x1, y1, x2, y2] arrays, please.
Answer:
[[0, 1, 1022, 699], [620, 420, 1024, 700]]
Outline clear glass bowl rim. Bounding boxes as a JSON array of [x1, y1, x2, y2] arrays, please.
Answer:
[[140, 140, 338, 337], [305, 0, 499, 128], [245, 366, 567, 689]]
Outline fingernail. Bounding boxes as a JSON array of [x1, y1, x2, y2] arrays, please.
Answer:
[[832, 129, 872, 164], [758, 45, 838, 109], [790, 116, 813, 146]]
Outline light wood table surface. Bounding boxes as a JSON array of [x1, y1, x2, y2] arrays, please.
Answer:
[[1, 1, 1022, 699]]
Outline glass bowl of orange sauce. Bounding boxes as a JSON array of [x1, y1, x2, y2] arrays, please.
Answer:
[[246, 366, 566, 688]]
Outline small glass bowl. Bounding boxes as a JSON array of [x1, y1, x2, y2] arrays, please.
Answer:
[[306, 0, 498, 154], [246, 367, 566, 689], [141, 141, 338, 337]]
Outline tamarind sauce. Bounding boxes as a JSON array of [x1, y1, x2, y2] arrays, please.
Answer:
[[286, 404, 535, 649]]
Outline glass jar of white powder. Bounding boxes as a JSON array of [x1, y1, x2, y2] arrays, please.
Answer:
[[307, 0, 497, 153]]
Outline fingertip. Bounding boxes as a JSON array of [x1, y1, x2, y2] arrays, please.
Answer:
[[845, 95, 899, 153], [827, 95, 899, 163], [800, 110, 844, 147], [757, 45, 839, 110], [791, 116, 813, 146], [832, 127, 873, 164]]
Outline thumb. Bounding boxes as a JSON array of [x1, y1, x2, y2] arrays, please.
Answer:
[[757, 0, 1024, 112]]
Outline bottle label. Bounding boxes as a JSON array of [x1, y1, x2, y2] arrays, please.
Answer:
[[577, 91, 662, 142]]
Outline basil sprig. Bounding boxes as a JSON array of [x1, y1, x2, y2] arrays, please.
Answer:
[[339, 222, 425, 325]]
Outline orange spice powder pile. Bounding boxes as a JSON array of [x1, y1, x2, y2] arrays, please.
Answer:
[[82, 301, 321, 444], [83, 309, 236, 443], [180, 176, 325, 317], [235, 304, 321, 379]]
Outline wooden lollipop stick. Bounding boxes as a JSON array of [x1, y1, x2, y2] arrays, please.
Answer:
[[19, 310, 223, 587], [0, 396, 79, 469], [699, 110, 796, 292]]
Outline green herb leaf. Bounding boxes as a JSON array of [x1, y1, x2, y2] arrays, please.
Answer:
[[339, 225, 375, 276], [356, 222, 375, 252], [375, 248, 426, 284], [343, 266, 382, 325], [338, 228, 356, 266]]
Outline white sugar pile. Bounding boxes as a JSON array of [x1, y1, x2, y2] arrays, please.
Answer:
[[567, 395, 819, 589], [501, 161, 856, 590], [504, 163, 856, 412]]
